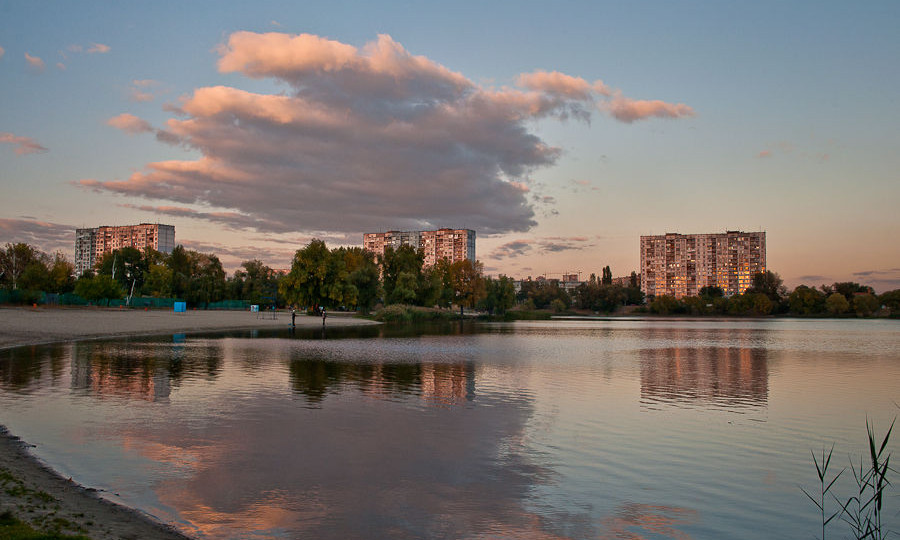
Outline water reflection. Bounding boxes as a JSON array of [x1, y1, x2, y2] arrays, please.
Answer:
[[640, 346, 768, 410], [289, 359, 476, 407], [601, 503, 697, 540], [0, 343, 68, 391]]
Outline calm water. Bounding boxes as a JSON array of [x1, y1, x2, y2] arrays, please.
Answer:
[[1, 319, 898, 539]]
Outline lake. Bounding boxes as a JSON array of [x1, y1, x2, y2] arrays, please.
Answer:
[[1, 318, 898, 539]]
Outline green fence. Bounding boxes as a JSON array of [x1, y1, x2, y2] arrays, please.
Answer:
[[0, 289, 257, 310]]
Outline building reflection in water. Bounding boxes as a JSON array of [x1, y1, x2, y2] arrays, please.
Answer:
[[640, 344, 768, 410]]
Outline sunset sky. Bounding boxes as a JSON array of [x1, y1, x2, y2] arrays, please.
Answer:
[[1, 1, 898, 291]]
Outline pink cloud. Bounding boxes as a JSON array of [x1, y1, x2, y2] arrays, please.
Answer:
[[605, 95, 694, 123], [517, 70, 609, 98], [24, 52, 45, 71], [757, 150, 772, 159], [56, 62, 65, 70], [0, 46, 5, 59], [87, 43, 110, 54], [0, 132, 48, 155], [106, 113, 153, 134], [82, 32, 693, 237]]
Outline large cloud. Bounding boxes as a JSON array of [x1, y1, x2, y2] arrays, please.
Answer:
[[82, 32, 692, 236]]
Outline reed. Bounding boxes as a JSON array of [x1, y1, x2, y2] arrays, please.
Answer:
[[803, 418, 895, 540]]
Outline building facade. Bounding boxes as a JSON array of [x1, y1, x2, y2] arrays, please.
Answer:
[[75, 223, 175, 276], [640, 231, 765, 298], [363, 229, 476, 267]]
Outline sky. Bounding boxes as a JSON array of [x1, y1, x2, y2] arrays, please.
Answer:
[[1, 1, 898, 291]]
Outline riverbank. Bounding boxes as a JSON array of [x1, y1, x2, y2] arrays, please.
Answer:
[[0, 305, 377, 351], [0, 306, 379, 538]]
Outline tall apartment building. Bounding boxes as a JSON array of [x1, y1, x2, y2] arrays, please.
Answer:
[[75, 223, 175, 276], [363, 229, 476, 267], [640, 231, 765, 298]]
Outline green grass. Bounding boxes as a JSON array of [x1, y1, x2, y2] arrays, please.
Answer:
[[0, 510, 89, 540]]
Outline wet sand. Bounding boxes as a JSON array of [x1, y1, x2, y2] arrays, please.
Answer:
[[0, 306, 378, 538]]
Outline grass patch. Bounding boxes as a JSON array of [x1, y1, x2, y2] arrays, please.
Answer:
[[373, 305, 463, 322], [0, 510, 89, 540]]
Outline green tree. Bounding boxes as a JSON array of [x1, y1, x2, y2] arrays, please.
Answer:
[[480, 275, 516, 315], [380, 245, 424, 305], [831, 281, 874, 301], [48, 252, 75, 293], [825, 292, 850, 315], [74, 274, 124, 305], [144, 264, 173, 297], [649, 295, 683, 315], [789, 285, 826, 315], [188, 253, 227, 307], [879, 289, 900, 316], [340, 248, 380, 312], [419, 259, 453, 308], [852, 293, 880, 317], [0, 243, 45, 290], [97, 247, 147, 294], [280, 239, 334, 310], [229, 259, 278, 304]]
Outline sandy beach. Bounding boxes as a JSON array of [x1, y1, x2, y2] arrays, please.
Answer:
[[0, 306, 378, 539]]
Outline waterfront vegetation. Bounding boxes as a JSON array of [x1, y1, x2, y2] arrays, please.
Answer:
[[1, 240, 899, 318]]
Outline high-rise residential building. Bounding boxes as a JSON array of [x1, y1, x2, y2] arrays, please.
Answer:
[[363, 228, 476, 266], [75, 223, 175, 276], [640, 231, 766, 298]]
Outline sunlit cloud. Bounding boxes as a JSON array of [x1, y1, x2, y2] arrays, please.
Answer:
[[107, 113, 154, 135], [0, 46, 5, 59], [0, 132, 48, 155], [80, 31, 693, 238], [129, 79, 164, 102], [605, 95, 694, 123], [87, 43, 111, 54], [24, 52, 45, 72]]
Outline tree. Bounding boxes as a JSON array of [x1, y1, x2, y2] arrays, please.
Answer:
[[449, 259, 486, 315], [831, 282, 874, 302], [629, 271, 639, 289], [280, 239, 334, 310], [229, 259, 278, 305], [789, 285, 826, 315], [879, 289, 900, 316], [144, 264, 173, 297], [341, 248, 380, 312], [480, 275, 516, 315], [649, 295, 683, 315], [48, 252, 75, 293], [747, 271, 787, 302], [380, 245, 424, 305], [852, 293, 880, 317], [74, 274, 124, 305], [601, 266, 613, 285], [699, 286, 724, 298], [825, 292, 850, 315], [97, 247, 147, 294], [0, 243, 44, 290]]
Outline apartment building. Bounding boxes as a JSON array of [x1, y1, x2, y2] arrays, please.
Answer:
[[640, 231, 766, 298], [75, 223, 175, 276], [363, 228, 476, 267]]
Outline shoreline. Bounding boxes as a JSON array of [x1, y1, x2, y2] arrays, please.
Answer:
[[0, 306, 378, 538]]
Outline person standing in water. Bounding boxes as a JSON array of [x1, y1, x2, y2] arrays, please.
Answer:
[[321, 307, 327, 325], [291, 308, 296, 328]]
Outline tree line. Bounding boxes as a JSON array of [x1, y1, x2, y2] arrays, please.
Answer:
[[644, 270, 900, 317], [3, 241, 899, 317]]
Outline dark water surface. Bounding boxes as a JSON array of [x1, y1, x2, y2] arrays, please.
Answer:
[[1, 318, 898, 539]]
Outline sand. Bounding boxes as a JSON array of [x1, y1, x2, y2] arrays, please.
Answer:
[[0, 306, 378, 539]]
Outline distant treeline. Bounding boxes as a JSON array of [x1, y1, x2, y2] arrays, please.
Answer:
[[1, 241, 898, 317]]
